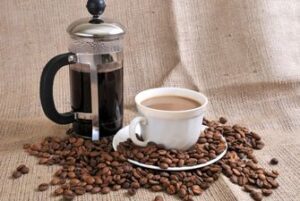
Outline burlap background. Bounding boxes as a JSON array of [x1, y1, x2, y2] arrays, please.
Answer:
[[0, 0, 299, 200]]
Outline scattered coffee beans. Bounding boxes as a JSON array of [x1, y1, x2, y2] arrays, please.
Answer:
[[219, 117, 227, 124], [38, 183, 49, 191], [127, 188, 137, 196], [270, 158, 278, 165], [12, 164, 29, 179], [22, 118, 279, 201], [250, 191, 263, 201], [12, 170, 22, 179]]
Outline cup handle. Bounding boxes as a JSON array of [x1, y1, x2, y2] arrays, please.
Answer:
[[129, 117, 149, 147]]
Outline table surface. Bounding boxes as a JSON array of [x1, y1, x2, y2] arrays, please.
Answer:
[[0, 0, 299, 200]]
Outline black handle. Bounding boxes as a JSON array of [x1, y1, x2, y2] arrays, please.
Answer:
[[40, 52, 75, 124]]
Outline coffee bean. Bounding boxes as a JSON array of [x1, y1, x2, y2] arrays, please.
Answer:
[[154, 195, 164, 201], [243, 185, 254, 193], [85, 185, 93, 192], [127, 188, 137, 196], [183, 195, 194, 201], [67, 172, 76, 178], [219, 117, 227, 124], [74, 187, 85, 195], [166, 185, 176, 195], [91, 187, 101, 194], [63, 192, 75, 201], [191, 185, 202, 195], [19, 166, 29, 174], [54, 187, 64, 196], [178, 159, 185, 167], [101, 187, 110, 194], [159, 163, 169, 169], [258, 173, 266, 180], [270, 158, 278, 165], [230, 175, 238, 184], [262, 189, 272, 196], [266, 177, 279, 188], [198, 159, 207, 164], [135, 153, 144, 159], [122, 182, 131, 189], [16, 165, 26, 171], [112, 185, 121, 191], [84, 176, 95, 185], [186, 158, 197, 165], [232, 168, 241, 176], [70, 179, 80, 186], [179, 188, 187, 198], [38, 183, 49, 191], [50, 177, 61, 185], [151, 185, 163, 192], [12, 171, 22, 179], [250, 191, 263, 201]]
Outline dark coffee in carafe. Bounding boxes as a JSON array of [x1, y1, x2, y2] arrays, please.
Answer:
[[70, 62, 123, 137]]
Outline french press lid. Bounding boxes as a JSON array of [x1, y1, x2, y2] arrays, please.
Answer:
[[67, 0, 125, 40]]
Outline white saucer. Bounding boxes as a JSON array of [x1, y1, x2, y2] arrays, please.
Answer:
[[113, 125, 228, 171]]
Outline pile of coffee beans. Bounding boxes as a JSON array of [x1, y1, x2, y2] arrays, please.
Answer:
[[20, 117, 279, 201], [12, 164, 29, 179], [117, 129, 227, 169]]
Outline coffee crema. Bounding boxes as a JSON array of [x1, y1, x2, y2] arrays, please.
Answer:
[[141, 95, 201, 111]]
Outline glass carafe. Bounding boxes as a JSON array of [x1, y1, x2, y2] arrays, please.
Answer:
[[40, 0, 125, 140]]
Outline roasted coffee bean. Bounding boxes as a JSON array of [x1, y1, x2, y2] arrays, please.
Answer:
[[122, 182, 131, 189], [63, 194, 75, 201], [159, 163, 169, 169], [16, 165, 26, 171], [12, 171, 22, 179], [101, 187, 110, 194], [166, 185, 177, 195], [250, 191, 263, 201], [191, 185, 202, 195], [70, 179, 80, 186], [178, 188, 187, 198], [131, 182, 140, 189], [19, 166, 29, 174], [38, 183, 49, 191], [183, 195, 194, 201], [74, 187, 85, 195], [85, 185, 93, 192], [67, 172, 76, 178], [219, 117, 227, 124], [154, 195, 164, 201], [151, 185, 163, 192], [50, 177, 61, 185], [262, 189, 272, 196], [127, 188, 137, 196], [91, 187, 101, 194], [243, 185, 254, 193], [112, 185, 121, 191], [84, 176, 95, 185], [270, 158, 278, 165], [53, 187, 64, 196]]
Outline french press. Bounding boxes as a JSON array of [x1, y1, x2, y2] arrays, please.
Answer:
[[40, 0, 125, 140]]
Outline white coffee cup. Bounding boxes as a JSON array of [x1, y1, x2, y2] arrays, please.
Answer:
[[129, 87, 208, 150]]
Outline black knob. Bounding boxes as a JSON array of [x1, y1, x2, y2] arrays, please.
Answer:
[[86, 0, 106, 17]]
